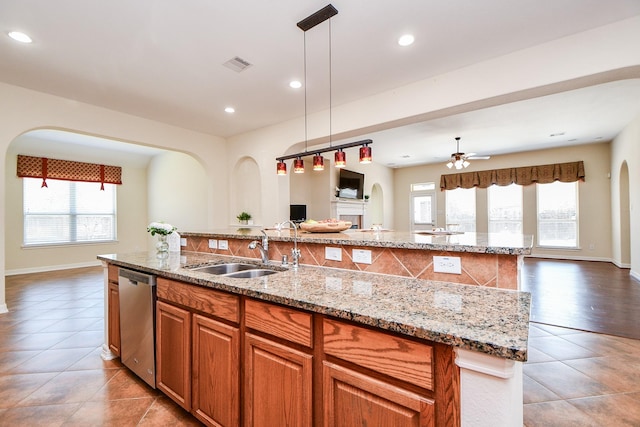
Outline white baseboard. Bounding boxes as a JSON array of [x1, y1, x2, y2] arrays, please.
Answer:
[[631, 270, 640, 282], [611, 259, 632, 269], [5, 260, 102, 276], [0, 304, 8, 314]]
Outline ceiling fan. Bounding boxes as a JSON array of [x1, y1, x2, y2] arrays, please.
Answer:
[[446, 137, 490, 169]]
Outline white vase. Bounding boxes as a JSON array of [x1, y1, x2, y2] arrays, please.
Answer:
[[156, 234, 169, 258]]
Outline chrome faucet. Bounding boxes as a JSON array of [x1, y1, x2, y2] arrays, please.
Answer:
[[279, 220, 301, 269], [248, 229, 269, 264]]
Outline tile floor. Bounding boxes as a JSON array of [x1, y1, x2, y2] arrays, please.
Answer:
[[1, 266, 639, 426]]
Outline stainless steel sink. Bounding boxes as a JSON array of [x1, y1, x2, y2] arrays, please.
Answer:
[[224, 269, 279, 278], [191, 263, 259, 275], [189, 263, 280, 278]]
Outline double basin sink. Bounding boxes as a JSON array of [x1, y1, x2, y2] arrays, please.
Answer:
[[189, 262, 280, 278]]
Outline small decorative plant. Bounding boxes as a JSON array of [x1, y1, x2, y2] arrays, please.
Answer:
[[364, 194, 370, 201], [147, 221, 177, 236], [237, 212, 252, 222]]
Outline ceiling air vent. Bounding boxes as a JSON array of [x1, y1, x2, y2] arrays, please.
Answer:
[[223, 56, 252, 72]]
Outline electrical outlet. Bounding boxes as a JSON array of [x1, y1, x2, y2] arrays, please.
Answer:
[[352, 249, 372, 264], [208, 239, 218, 249], [325, 277, 343, 291], [433, 256, 461, 274], [325, 247, 342, 261], [180, 238, 187, 247], [218, 240, 229, 250]]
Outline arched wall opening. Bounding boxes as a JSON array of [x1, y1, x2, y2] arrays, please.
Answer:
[[619, 161, 631, 266], [231, 156, 262, 225]]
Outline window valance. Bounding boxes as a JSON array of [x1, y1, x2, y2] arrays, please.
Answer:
[[439, 161, 585, 191], [17, 155, 122, 190]]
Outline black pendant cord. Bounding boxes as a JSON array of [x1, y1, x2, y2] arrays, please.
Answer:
[[329, 18, 332, 149], [303, 31, 308, 153]]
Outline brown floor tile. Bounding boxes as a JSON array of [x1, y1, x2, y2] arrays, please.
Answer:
[[2, 331, 76, 352], [0, 372, 58, 408], [90, 368, 160, 401], [560, 331, 640, 355], [138, 396, 203, 426], [17, 369, 118, 406], [524, 346, 556, 364], [39, 317, 103, 333], [10, 347, 95, 374], [524, 400, 601, 427], [568, 392, 640, 427], [50, 330, 105, 350], [0, 403, 81, 426], [532, 323, 584, 336], [528, 335, 600, 360], [66, 346, 123, 371], [0, 349, 41, 374], [523, 375, 562, 404], [524, 361, 615, 399], [64, 397, 155, 427], [564, 356, 640, 393]]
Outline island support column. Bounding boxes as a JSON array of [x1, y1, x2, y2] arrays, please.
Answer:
[[455, 348, 523, 427]]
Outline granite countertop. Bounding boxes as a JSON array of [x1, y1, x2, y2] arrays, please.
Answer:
[[180, 228, 534, 255], [99, 251, 530, 362]]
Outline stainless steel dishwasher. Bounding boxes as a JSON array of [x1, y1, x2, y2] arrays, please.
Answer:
[[118, 267, 157, 388]]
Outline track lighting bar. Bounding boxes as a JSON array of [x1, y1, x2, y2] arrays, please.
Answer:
[[276, 139, 373, 162]]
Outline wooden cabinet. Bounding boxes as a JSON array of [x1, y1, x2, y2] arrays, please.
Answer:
[[107, 265, 120, 357], [244, 333, 313, 427], [192, 313, 240, 427], [323, 361, 435, 427], [156, 300, 192, 410], [114, 270, 459, 427]]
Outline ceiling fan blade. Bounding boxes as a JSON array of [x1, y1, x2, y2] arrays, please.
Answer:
[[467, 155, 491, 160]]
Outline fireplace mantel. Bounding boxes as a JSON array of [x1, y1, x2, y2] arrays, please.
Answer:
[[331, 199, 368, 228]]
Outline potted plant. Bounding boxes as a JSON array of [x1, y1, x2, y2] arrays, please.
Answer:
[[237, 211, 252, 225], [364, 194, 370, 202]]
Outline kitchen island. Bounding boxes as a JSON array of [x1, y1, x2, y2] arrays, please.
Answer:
[[99, 245, 530, 427]]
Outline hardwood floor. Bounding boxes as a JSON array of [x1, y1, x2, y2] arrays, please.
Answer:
[[522, 258, 640, 339]]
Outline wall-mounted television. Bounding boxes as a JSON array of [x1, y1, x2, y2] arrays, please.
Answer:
[[338, 169, 364, 199]]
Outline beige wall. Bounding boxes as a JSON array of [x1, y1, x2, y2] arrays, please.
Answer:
[[611, 113, 640, 279], [0, 82, 227, 311], [394, 143, 613, 261]]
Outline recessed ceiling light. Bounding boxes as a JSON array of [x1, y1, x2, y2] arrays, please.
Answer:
[[398, 34, 414, 47], [8, 31, 32, 43], [224, 107, 235, 113], [289, 80, 302, 89]]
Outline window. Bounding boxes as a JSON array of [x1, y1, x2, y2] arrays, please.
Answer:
[[446, 187, 476, 232], [23, 178, 117, 246], [410, 183, 436, 231], [537, 181, 578, 248], [488, 184, 523, 234]]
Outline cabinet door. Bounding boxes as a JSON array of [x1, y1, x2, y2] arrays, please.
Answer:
[[107, 282, 120, 356], [244, 333, 313, 427], [323, 361, 435, 427], [192, 314, 240, 427], [156, 300, 191, 410]]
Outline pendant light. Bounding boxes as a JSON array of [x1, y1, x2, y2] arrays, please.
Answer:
[[277, 160, 287, 175], [313, 154, 325, 171], [275, 5, 374, 173], [293, 157, 305, 173], [359, 143, 372, 164], [334, 149, 346, 168]]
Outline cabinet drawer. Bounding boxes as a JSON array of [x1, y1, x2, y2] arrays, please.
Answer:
[[157, 278, 239, 323], [245, 299, 313, 348], [108, 265, 119, 283], [323, 318, 433, 390]]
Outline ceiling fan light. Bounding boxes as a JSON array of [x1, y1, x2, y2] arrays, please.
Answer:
[[277, 160, 287, 175], [463, 160, 470, 168], [335, 150, 346, 168], [313, 154, 324, 171], [293, 157, 305, 173], [446, 161, 454, 169]]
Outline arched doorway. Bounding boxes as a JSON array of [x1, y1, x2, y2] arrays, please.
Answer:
[[370, 183, 384, 228]]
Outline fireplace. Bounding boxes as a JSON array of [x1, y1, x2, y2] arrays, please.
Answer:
[[331, 200, 367, 230]]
